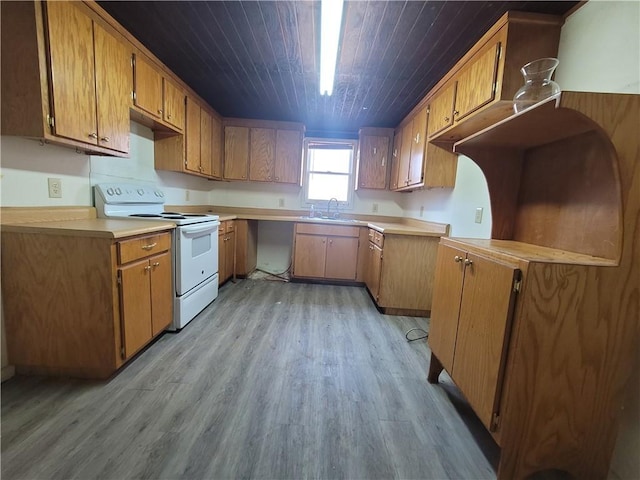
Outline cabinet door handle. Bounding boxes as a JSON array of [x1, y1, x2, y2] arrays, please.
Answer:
[[373, 147, 377, 155], [444, 116, 450, 123], [453, 110, 459, 116], [158, 109, 163, 115], [464, 258, 473, 266], [100, 136, 110, 142], [414, 133, 420, 144], [329, 239, 333, 245], [381, 156, 386, 167], [152, 262, 160, 267], [275, 176, 279, 181], [144, 265, 152, 272], [88, 132, 98, 139], [393, 148, 397, 158], [141, 242, 157, 250], [454, 255, 464, 263], [167, 114, 172, 120]]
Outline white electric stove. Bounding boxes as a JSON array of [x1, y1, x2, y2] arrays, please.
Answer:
[[94, 183, 220, 330]]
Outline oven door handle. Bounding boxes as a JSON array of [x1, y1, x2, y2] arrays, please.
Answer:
[[180, 222, 220, 236]]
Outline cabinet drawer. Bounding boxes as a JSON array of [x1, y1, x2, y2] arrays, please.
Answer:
[[118, 232, 171, 264], [225, 221, 235, 233], [296, 223, 359, 237], [368, 228, 384, 248]]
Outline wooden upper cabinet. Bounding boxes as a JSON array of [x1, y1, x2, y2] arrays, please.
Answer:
[[185, 96, 201, 174], [427, 82, 457, 138], [133, 54, 163, 119], [211, 115, 223, 179], [357, 128, 393, 190], [275, 129, 303, 184], [397, 122, 413, 188], [224, 126, 249, 180], [200, 108, 213, 176], [46, 1, 97, 146], [44, 2, 130, 154], [224, 120, 304, 183], [93, 23, 131, 154], [249, 127, 276, 181], [389, 131, 402, 190], [408, 108, 427, 186], [163, 77, 185, 131], [455, 42, 501, 121]]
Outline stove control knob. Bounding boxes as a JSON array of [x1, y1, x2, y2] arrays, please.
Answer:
[[106, 188, 114, 196], [115, 188, 122, 195], [137, 189, 145, 196]]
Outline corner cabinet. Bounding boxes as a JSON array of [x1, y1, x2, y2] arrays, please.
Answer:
[[1, 227, 174, 379], [427, 92, 640, 480], [292, 223, 360, 281], [1, 0, 131, 156]]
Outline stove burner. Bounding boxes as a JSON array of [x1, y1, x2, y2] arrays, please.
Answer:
[[130, 214, 162, 218], [163, 215, 187, 219]]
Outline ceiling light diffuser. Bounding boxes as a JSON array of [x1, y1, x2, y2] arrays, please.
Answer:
[[319, 0, 344, 96]]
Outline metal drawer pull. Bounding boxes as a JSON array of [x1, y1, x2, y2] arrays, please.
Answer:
[[454, 255, 464, 263], [100, 136, 110, 142], [464, 258, 473, 266], [88, 132, 98, 139], [141, 242, 157, 250]]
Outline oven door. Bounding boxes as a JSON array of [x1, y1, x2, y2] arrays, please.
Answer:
[[175, 221, 219, 295]]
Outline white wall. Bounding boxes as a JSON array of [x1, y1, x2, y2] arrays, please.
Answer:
[[555, 2, 639, 479]]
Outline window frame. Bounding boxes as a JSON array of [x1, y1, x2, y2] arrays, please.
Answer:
[[302, 137, 358, 210]]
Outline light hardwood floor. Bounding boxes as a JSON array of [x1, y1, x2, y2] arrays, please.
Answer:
[[1, 280, 499, 479]]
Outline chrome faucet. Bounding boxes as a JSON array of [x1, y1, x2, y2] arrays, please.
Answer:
[[327, 197, 339, 218]]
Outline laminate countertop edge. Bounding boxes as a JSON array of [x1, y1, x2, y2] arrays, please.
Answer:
[[1, 219, 176, 239]]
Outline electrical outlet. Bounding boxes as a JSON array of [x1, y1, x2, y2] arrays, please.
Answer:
[[475, 207, 483, 224], [185, 190, 190, 201], [278, 198, 285, 207], [372, 203, 378, 213], [419, 205, 424, 217], [48, 178, 62, 198]]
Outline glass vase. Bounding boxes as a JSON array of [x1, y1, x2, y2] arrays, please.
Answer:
[[512, 57, 560, 113]]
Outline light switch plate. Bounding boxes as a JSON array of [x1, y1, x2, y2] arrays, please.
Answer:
[[475, 207, 483, 224]]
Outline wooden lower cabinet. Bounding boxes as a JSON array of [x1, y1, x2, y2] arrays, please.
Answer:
[[291, 223, 359, 281], [218, 220, 236, 285], [1, 229, 174, 379], [364, 228, 440, 315], [235, 219, 258, 277]]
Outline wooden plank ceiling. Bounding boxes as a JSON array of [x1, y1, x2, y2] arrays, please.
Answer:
[[98, 1, 578, 138]]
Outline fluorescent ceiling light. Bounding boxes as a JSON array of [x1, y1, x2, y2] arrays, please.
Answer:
[[320, 0, 344, 96]]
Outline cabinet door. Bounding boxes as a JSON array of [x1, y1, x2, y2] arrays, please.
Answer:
[[163, 78, 184, 130], [408, 107, 427, 186], [453, 253, 519, 431], [93, 23, 131, 154], [275, 129, 303, 184], [358, 135, 389, 189], [293, 234, 326, 278], [454, 42, 501, 121], [185, 96, 201, 174], [368, 243, 383, 300], [200, 109, 213, 176], [224, 126, 249, 180], [249, 127, 276, 181], [389, 131, 402, 190], [428, 244, 466, 373], [398, 122, 413, 188], [325, 236, 359, 280], [211, 115, 223, 179], [133, 54, 163, 119], [224, 231, 235, 282], [427, 82, 456, 137], [119, 259, 153, 358], [218, 229, 226, 284], [46, 1, 97, 145], [150, 251, 172, 335]]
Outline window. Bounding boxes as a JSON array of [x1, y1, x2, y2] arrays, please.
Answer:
[[303, 138, 357, 209]]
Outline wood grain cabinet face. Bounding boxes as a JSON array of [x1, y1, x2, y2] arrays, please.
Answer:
[[249, 127, 276, 181], [427, 82, 457, 138], [454, 42, 501, 121], [162, 78, 185, 131], [357, 131, 392, 189], [429, 243, 519, 432], [133, 54, 163, 119], [199, 108, 213, 176], [292, 224, 359, 280], [389, 131, 402, 190], [185, 96, 202, 174], [118, 235, 173, 360], [275, 129, 303, 184], [46, 2, 130, 153], [408, 108, 427, 186], [218, 221, 236, 285], [210, 115, 223, 179], [224, 126, 250, 180]]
